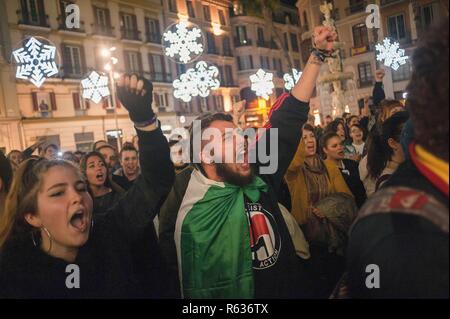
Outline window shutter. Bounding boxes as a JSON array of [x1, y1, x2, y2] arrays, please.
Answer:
[[144, 17, 150, 36], [50, 92, 57, 110], [80, 47, 86, 75], [137, 52, 143, 74], [32, 92, 38, 111], [37, 0, 46, 25], [105, 9, 111, 28], [61, 44, 71, 75], [73, 92, 81, 110], [132, 14, 138, 30]]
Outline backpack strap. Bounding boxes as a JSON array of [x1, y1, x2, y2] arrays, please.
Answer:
[[353, 186, 449, 234]]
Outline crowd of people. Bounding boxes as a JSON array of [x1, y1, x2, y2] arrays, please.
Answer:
[[0, 21, 448, 299]]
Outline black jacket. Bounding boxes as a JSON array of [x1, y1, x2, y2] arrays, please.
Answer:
[[347, 160, 448, 298], [159, 94, 312, 298], [0, 127, 174, 298], [340, 159, 367, 208]]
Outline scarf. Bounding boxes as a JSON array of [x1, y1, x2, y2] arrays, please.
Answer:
[[410, 143, 449, 197], [175, 169, 268, 299], [302, 155, 330, 209]]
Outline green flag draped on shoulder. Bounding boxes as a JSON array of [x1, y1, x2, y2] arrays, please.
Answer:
[[175, 169, 268, 299]]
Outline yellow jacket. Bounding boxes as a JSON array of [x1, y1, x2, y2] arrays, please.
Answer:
[[285, 139, 353, 225]]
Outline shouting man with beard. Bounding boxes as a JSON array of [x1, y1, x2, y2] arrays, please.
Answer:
[[159, 26, 337, 299]]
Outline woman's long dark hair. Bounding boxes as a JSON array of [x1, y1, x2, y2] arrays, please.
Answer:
[[367, 111, 409, 179], [80, 152, 123, 196]]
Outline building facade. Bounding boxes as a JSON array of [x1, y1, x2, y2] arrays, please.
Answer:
[[229, 0, 303, 127], [296, 0, 448, 118]]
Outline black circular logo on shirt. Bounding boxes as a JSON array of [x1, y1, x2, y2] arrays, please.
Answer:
[[247, 203, 281, 270]]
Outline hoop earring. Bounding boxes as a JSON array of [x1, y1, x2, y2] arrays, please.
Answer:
[[31, 231, 39, 247], [42, 227, 53, 254]]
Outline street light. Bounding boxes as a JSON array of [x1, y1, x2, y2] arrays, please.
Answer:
[[100, 46, 122, 151]]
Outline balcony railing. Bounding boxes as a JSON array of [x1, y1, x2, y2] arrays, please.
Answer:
[[381, 0, 405, 6], [121, 28, 142, 41], [358, 79, 374, 88], [234, 38, 253, 47], [146, 32, 162, 44], [221, 81, 238, 87], [388, 32, 413, 46], [345, 1, 368, 16], [207, 47, 220, 55], [223, 50, 234, 57], [350, 44, 371, 56], [144, 72, 172, 83], [59, 67, 88, 79], [257, 40, 271, 48], [92, 24, 115, 37], [16, 9, 50, 28], [57, 15, 85, 32]]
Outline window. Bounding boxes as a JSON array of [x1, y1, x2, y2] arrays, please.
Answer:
[[237, 56, 254, 70], [236, 26, 248, 45], [349, 0, 365, 14], [294, 59, 301, 70], [218, 10, 226, 25], [224, 65, 234, 86], [124, 51, 142, 73], [273, 58, 283, 76], [392, 60, 411, 82], [177, 63, 187, 76], [153, 92, 169, 112], [213, 95, 224, 111], [260, 56, 270, 69], [206, 32, 217, 54], [186, 1, 195, 18], [257, 27, 265, 46], [358, 62, 373, 87], [223, 36, 232, 56], [74, 132, 94, 153], [303, 11, 309, 31], [283, 33, 289, 50], [301, 39, 313, 65], [168, 0, 177, 13], [352, 23, 369, 47], [20, 0, 48, 26], [145, 18, 161, 43], [387, 14, 406, 41], [120, 13, 139, 40], [62, 45, 84, 77], [290, 33, 299, 52], [203, 5, 211, 22], [148, 54, 169, 82]]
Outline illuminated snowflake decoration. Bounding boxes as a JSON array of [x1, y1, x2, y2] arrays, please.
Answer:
[[81, 71, 110, 104], [250, 69, 274, 100], [163, 22, 204, 64], [12, 37, 59, 88], [376, 38, 409, 71], [283, 69, 303, 91], [173, 61, 220, 102]]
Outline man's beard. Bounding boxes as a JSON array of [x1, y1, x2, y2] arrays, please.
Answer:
[[215, 163, 255, 187]]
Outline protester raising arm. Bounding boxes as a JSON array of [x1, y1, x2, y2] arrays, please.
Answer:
[[103, 74, 174, 242], [373, 69, 386, 108], [258, 26, 337, 191]]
